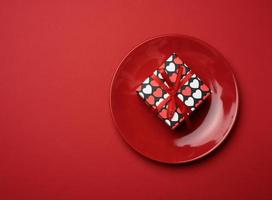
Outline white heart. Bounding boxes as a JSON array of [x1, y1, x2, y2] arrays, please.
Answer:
[[166, 55, 173, 62], [155, 98, 164, 106], [166, 62, 176, 72], [163, 93, 169, 99], [177, 94, 184, 101], [171, 112, 179, 122], [185, 97, 194, 107], [165, 119, 171, 126], [190, 79, 199, 89], [143, 77, 150, 84], [138, 92, 144, 98], [143, 85, 152, 94], [158, 73, 163, 79], [192, 89, 202, 99]]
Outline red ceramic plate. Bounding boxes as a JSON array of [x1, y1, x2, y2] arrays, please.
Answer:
[[110, 35, 239, 164]]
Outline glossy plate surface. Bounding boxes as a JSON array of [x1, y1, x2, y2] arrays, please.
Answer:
[[110, 35, 239, 164]]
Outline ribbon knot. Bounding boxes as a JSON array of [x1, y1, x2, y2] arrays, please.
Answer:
[[151, 65, 194, 120]]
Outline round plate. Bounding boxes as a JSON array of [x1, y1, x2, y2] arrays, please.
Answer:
[[110, 35, 239, 164]]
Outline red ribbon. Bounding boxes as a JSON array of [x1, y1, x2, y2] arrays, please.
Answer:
[[151, 65, 194, 120]]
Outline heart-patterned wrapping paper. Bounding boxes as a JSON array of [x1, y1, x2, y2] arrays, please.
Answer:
[[136, 53, 211, 129]]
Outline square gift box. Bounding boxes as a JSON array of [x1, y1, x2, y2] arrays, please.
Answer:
[[136, 53, 211, 129]]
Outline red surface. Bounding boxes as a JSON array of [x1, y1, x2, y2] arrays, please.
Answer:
[[111, 35, 238, 163], [0, 0, 271, 199]]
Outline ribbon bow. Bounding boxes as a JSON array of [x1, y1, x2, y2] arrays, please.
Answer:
[[151, 65, 194, 120]]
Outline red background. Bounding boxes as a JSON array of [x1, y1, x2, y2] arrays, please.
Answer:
[[0, 0, 271, 199]]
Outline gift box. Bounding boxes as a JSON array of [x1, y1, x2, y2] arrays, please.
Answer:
[[136, 53, 211, 129]]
